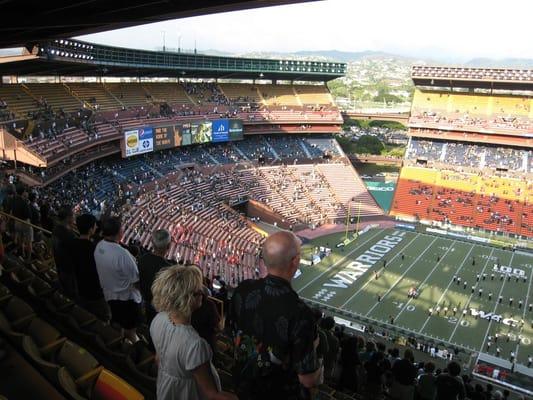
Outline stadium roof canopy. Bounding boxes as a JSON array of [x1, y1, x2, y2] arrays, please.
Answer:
[[412, 65, 533, 91], [0, 0, 315, 49], [0, 40, 346, 81]]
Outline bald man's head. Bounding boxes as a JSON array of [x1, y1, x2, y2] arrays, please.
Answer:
[[262, 231, 301, 275]]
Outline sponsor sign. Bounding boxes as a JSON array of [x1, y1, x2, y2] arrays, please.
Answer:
[[229, 119, 244, 141], [124, 127, 153, 157], [212, 119, 229, 142]]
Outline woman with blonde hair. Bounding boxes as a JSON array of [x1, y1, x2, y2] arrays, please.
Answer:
[[150, 264, 237, 400]]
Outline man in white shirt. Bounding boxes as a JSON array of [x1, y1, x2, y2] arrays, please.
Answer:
[[94, 216, 142, 342]]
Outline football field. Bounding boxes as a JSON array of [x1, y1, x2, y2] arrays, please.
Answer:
[[293, 228, 533, 366]]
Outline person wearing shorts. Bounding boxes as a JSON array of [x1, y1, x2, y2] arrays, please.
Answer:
[[94, 216, 143, 342]]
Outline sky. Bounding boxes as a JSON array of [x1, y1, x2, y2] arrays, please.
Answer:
[[78, 0, 533, 61]]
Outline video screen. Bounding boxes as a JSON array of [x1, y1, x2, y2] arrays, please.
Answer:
[[154, 125, 183, 151], [192, 121, 212, 144], [229, 119, 244, 141], [124, 118, 243, 158], [181, 123, 192, 146]]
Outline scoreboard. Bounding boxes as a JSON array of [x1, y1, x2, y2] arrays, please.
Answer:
[[122, 119, 244, 157]]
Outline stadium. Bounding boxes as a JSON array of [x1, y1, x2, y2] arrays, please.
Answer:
[[0, 1, 531, 399]]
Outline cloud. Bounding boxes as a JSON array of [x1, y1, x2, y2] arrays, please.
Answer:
[[78, 0, 533, 60]]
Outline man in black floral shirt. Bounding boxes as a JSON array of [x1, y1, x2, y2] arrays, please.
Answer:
[[230, 231, 321, 400]]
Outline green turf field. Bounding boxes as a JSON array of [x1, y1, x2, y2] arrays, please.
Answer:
[[293, 228, 533, 367]]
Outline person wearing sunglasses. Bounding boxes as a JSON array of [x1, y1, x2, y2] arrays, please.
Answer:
[[150, 264, 237, 400]]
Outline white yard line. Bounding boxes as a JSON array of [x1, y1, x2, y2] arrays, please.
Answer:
[[394, 240, 459, 322], [364, 237, 439, 317], [448, 248, 495, 342], [340, 232, 421, 308], [478, 252, 516, 358], [514, 261, 533, 359], [296, 229, 383, 293], [418, 244, 476, 333]]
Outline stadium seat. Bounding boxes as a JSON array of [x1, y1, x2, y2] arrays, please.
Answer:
[[8, 268, 35, 291], [22, 335, 62, 382], [124, 341, 157, 390], [0, 284, 12, 305], [1, 255, 24, 274], [57, 367, 88, 400], [60, 305, 98, 332], [23, 335, 101, 385], [0, 310, 25, 345], [1, 297, 36, 331], [46, 291, 75, 314], [333, 391, 356, 400], [82, 320, 125, 361], [58, 367, 145, 400], [56, 340, 101, 382], [92, 368, 144, 400], [1, 313, 63, 350], [29, 258, 54, 274], [26, 317, 65, 351], [26, 277, 55, 300], [39, 267, 60, 285]]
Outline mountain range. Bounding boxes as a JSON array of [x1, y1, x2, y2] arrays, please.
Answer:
[[203, 49, 533, 68]]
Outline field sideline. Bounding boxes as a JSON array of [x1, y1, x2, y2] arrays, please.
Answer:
[[292, 228, 533, 366]]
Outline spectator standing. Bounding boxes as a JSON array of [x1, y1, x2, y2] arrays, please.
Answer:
[[468, 384, 486, 400], [435, 361, 466, 400], [338, 336, 360, 393], [71, 214, 110, 322], [230, 231, 321, 400], [391, 349, 417, 400], [12, 185, 32, 261], [191, 287, 222, 352], [364, 348, 389, 399], [150, 264, 237, 400], [359, 340, 376, 364], [94, 216, 142, 342], [28, 192, 41, 242], [417, 362, 437, 400], [52, 206, 77, 297], [137, 229, 173, 323], [312, 308, 328, 385], [320, 316, 339, 381]]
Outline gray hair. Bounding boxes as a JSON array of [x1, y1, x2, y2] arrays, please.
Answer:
[[152, 229, 171, 250]]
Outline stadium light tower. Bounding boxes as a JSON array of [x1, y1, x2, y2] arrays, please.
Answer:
[[161, 31, 166, 52]]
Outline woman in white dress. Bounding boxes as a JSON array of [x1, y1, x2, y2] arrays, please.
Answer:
[[150, 264, 237, 400]]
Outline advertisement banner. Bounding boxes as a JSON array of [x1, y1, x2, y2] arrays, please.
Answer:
[[229, 119, 244, 141], [365, 181, 395, 212], [124, 127, 153, 157], [212, 119, 229, 142]]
